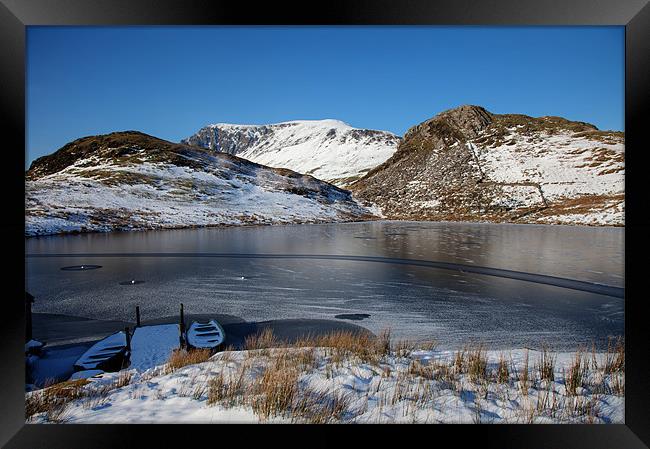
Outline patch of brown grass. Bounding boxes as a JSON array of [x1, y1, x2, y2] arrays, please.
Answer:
[[467, 346, 488, 382], [115, 371, 133, 389], [496, 353, 510, 384], [244, 327, 280, 351], [408, 359, 436, 380], [512, 350, 530, 396], [393, 339, 417, 359], [565, 352, 587, 396], [454, 348, 466, 374], [165, 348, 212, 374], [537, 346, 556, 382], [251, 360, 300, 421], [291, 328, 388, 366], [611, 372, 625, 396], [25, 379, 90, 422], [291, 389, 353, 423], [207, 361, 250, 408], [604, 337, 624, 374]]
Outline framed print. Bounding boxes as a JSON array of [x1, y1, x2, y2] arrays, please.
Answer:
[[1, 0, 649, 447]]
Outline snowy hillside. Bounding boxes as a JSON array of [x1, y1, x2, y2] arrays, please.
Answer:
[[25, 132, 376, 236], [352, 106, 624, 226], [182, 120, 401, 186]]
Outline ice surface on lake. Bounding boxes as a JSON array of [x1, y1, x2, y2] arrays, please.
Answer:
[[26, 221, 624, 349]]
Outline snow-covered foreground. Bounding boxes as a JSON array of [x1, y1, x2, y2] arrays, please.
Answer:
[[27, 344, 624, 424]]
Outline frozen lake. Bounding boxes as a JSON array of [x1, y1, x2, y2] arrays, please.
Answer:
[[25, 221, 624, 349]]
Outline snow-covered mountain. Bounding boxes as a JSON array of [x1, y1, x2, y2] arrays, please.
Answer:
[[25, 131, 376, 236], [351, 105, 624, 226], [182, 120, 401, 187]]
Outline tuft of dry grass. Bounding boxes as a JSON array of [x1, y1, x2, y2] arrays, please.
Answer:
[[512, 349, 530, 396], [293, 347, 318, 372], [418, 340, 438, 351], [408, 359, 436, 380], [251, 362, 299, 421], [378, 329, 392, 356], [565, 352, 586, 396], [291, 389, 353, 424], [25, 379, 90, 422], [115, 371, 133, 389], [392, 339, 417, 359], [244, 327, 393, 368], [244, 327, 280, 351], [212, 347, 235, 364], [206, 360, 251, 408], [165, 348, 212, 374], [496, 353, 509, 384], [192, 383, 207, 400], [454, 348, 466, 374], [82, 383, 115, 410], [206, 372, 228, 405], [611, 372, 625, 396], [466, 346, 487, 382], [604, 337, 624, 374], [537, 346, 556, 383]]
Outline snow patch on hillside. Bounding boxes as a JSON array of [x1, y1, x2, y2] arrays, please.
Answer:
[[25, 158, 374, 236]]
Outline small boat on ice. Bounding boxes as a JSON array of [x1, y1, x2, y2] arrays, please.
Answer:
[[186, 320, 225, 351], [73, 331, 129, 372]]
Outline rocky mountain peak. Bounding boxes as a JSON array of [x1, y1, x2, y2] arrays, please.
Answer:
[[404, 105, 493, 143], [352, 105, 624, 226]]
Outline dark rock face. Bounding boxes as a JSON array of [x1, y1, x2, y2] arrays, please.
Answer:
[[351, 105, 624, 226], [183, 125, 280, 155]]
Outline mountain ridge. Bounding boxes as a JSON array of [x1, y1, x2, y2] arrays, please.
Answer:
[[351, 105, 624, 226], [25, 131, 376, 236], [182, 119, 401, 187], [25, 105, 625, 236]]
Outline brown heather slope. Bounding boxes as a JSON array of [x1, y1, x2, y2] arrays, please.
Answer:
[[350, 105, 624, 226]]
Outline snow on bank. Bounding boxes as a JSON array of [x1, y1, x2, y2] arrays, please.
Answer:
[[27, 347, 624, 424]]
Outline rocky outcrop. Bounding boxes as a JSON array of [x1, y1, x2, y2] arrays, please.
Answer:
[[351, 105, 624, 226]]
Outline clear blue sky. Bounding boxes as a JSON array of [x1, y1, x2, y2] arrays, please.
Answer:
[[26, 26, 624, 167]]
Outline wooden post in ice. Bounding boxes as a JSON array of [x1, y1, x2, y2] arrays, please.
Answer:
[[179, 303, 186, 349], [135, 306, 141, 327], [125, 327, 131, 352]]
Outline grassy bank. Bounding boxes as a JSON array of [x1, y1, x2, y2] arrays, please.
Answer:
[[26, 329, 624, 424]]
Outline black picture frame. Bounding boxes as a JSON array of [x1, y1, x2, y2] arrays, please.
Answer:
[[2, 0, 648, 447]]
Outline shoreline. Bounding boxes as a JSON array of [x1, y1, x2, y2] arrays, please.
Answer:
[[32, 312, 374, 349], [25, 218, 624, 239], [28, 312, 375, 387]]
